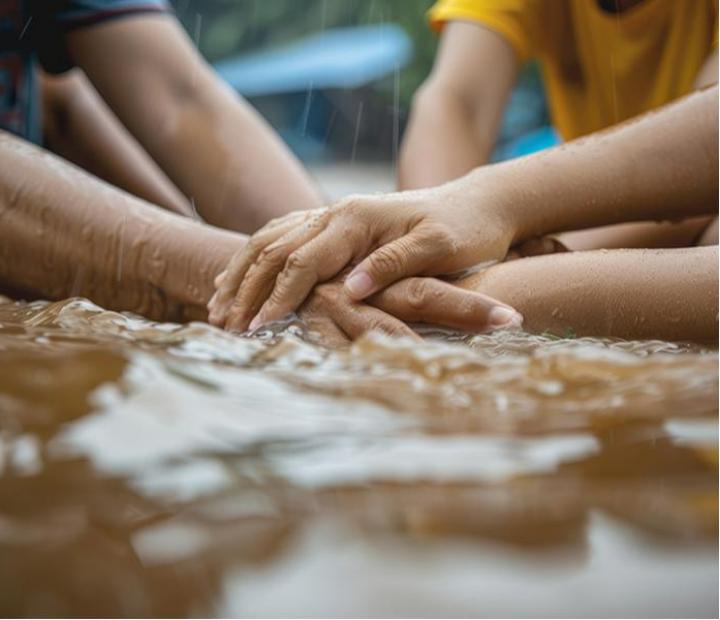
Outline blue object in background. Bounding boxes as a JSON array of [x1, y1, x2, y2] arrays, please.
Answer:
[[503, 126, 560, 159], [212, 23, 555, 163], [214, 24, 412, 97], [213, 24, 413, 161]]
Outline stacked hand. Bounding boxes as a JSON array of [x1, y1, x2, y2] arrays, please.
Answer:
[[207, 177, 526, 337]]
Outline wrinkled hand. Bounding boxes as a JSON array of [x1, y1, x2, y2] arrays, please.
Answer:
[[296, 274, 523, 346], [208, 176, 519, 331]]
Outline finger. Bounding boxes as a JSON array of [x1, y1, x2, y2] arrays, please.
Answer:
[[369, 278, 523, 332], [343, 226, 453, 300], [331, 302, 419, 341], [208, 225, 295, 325], [224, 213, 333, 331], [207, 270, 227, 311], [211, 210, 325, 327], [296, 283, 351, 346], [248, 227, 360, 329], [214, 270, 227, 288], [301, 314, 350, 348]]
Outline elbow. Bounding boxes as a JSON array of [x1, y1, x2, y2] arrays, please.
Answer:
[[410, 77, 481, 126], [409, 79, 446, 120], [161, 59, 228, 117]]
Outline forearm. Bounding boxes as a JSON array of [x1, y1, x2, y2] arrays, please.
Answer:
[[466, 87, 719, 243], [41, 69, 193, 218], [0, 131, 240, 321], [522, 53, 719, 253], [398, 86, 495, 190], [459, 247, 718, 343], [551, 217, 714, 251], [154, 88, 321, 231], [68, 16, 323, 234], [399, 21, 516, 191]]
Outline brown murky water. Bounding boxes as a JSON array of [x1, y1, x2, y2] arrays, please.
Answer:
[[0, 296, 717, 618]]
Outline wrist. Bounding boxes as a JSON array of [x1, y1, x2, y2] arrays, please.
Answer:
[[475, 158, 577, 245], [147, 219, 239, 319], [460, 165, 530, 246]]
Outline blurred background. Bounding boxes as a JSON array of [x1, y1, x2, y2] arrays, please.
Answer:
[[172, 0, 554, 196]]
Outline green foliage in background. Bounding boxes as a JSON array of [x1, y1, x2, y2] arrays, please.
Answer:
[[172, 0, 438, 107]]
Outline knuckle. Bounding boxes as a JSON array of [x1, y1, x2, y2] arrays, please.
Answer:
[[373, 320, 405, 337], [246, 236, 266, 256], [423, 224, 457, 254], [328, 197, 374, 241], [284, 250, 311, 273], [266, 278, 296, 310], [336, 194, 369, 216], [369, 242, 409, 275], [305, 209, 329, 230], [266, 285, 285, 308], [404, 278, 433, 311], [257, 243, 288, 267], [364, 318, 387, 334]]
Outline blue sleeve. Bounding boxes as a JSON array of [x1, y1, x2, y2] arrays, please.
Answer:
[[31, 0, 172, 74]]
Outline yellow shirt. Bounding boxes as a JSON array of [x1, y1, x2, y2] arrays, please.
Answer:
[[429, 0, 718, 140]]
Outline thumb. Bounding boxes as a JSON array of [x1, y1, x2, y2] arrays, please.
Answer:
[[344, 228, 450, 300]]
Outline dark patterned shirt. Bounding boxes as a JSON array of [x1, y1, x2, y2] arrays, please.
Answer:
[[0, 0, 168, 143]]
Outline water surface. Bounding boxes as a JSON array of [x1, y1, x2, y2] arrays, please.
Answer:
[[0, 297, 717, 617]]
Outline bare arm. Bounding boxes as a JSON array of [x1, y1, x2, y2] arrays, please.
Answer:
[[0, 130, 512, 339], [452, 247, 718, 343], [0, 130, 240, 321], [548, 48, 719, 252], [65, 15, 323, 233], [210, 85, 718, 330], [493, 86, 718, 242], [398, 22, 517, 190], [41, 69, 194, 218]]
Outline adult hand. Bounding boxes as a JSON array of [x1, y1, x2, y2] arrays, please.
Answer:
[[296, 275, 523, 346], [208, 172, 519, 331]]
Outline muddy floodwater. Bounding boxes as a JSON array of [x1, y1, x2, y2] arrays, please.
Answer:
[[0, 296, 717, 618]]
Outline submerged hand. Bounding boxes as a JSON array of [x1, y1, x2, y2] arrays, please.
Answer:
[[297, 275, 523, 345], [208, 172, 518, 331]]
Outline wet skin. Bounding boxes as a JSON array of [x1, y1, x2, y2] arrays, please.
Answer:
[[1, 105, 717, 345], [210, 88, 718, 343]]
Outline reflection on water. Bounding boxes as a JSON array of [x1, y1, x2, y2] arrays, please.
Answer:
[[0, 296, 717, 617]]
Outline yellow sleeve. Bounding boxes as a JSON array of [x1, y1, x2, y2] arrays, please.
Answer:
[[428, 0, 537, 63]]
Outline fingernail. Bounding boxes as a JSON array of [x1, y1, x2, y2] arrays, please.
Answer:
[[345, 271, 374, 298], [489, 306, 523, 329], [248, 314, 263, 331], [207, 291, 218, 309]]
